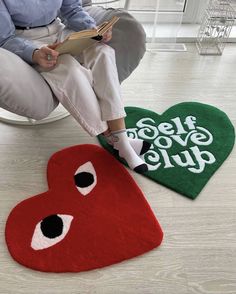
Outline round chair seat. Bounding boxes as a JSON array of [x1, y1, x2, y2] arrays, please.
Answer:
[[0, 104, 70, 126]]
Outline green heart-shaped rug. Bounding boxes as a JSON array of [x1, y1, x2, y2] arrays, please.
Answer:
[[98, 102, 235, 199]]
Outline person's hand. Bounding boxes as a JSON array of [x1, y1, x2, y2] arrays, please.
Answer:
[[32, 44, 60, 69], [102, 27, 112, 43]]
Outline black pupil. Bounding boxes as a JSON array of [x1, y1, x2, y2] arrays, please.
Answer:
[[40, 215, 63, 239], [74, 172, 94, 188]]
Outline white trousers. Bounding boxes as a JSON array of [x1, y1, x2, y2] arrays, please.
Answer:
[[16, 19, 126, 136]]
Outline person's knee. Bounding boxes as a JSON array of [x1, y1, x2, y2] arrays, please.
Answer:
[[57, 53, 73, 66]]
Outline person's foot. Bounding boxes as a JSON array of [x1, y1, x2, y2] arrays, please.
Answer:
[[103, 132, 151, 156], [111, 130, 148, 174]]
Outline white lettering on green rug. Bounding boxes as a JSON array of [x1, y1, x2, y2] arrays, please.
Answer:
[[128, 116, 215, 173], [98, 102, 235, 199]]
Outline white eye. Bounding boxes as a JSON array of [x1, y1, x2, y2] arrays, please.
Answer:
[[74, 161, 97, 196], [31, 214, 73, 250]]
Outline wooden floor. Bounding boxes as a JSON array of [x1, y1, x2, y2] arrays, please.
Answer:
[[0, 44, 235, 294]]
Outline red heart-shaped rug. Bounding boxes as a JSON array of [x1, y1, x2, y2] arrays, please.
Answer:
[[5, 145, 163, 272]]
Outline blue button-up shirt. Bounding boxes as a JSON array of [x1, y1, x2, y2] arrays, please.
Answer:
[[0, 0, 96, 63]]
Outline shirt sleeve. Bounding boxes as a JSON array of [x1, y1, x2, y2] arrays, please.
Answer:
[[60, 0, 96, 31], [0, 1, 38, 64]]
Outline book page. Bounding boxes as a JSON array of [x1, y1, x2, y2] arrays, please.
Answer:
[[68, 29, 98, 40], [97, 16, 120, 36], [56, 38, 96, 55], [55, 16, 120, 56]]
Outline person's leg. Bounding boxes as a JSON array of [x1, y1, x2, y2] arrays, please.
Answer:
[[106, 118, 148, 173], [36, 54, 108, 136], [102, 130, 151, 156], [77, 43, 124, 121], [79, 43, 149, 172], [80, 43, 150, 155]]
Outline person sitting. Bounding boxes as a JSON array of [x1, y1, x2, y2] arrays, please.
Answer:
[[0, 0, 149, 173]]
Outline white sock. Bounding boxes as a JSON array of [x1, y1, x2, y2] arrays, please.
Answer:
[[111, 129, 148, 173], [103, 132, 151, 155]]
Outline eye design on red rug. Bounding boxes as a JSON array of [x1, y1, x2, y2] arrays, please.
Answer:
[[5, 145, 163, 272], [74, 161, 97, 195], [31, 214, 74, 250]]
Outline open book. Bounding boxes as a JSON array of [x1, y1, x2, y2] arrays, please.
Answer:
[[55, 16, 119, 56]]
